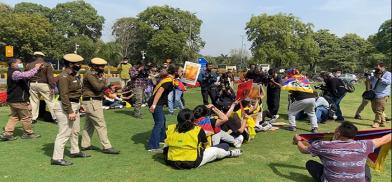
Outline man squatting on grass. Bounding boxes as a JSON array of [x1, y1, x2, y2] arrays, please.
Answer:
[[293, 121, 391, 182]]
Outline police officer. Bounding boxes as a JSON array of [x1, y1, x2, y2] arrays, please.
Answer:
[[51, 54, 90, 166], [81, 58, 120, 154]]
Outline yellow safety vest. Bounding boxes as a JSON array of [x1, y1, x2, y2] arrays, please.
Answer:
[[165, 124, 202, 162]]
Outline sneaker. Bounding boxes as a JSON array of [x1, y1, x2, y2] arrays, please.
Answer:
[[0, 134, 17, 141], [21, 133, 41, 139], [229, 149, 242, 157], [311, 127, 318, 133], [288, 126, 296, 132], [273, 115, 280, 120], [335, 117, 345, 122], [354, 114, 362, 120], [102, 106, 110, 110], [233, 135, 244, 148], [148, 148, 163, 154], [372, 123, 380, 128]]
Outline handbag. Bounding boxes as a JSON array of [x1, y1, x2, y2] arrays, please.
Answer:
[[362, 73, 383, 100]]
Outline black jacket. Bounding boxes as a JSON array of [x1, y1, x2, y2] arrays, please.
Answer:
[[7, 68, 30, 103]]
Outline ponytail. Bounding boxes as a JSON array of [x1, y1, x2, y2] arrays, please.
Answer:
[[176, 109, 195, 133]]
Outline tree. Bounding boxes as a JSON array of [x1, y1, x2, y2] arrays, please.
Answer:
[[338, 33, 372, 72], [114, 5, 205, 63], [368, 19, 392, 60], [0, 13, 56, 59], [14, 2, 51, 18], [0, 2, 12, 13], [64, 35, 99, 61], [95, 42, 123, 66], [50, 0, 105, 40], [313, 29, 340, 72], [245, 13, 313, 68]]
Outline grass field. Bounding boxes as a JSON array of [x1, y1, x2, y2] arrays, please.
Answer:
[[0, 84, 390, 182]]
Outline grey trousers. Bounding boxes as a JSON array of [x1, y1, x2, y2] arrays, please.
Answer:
[[288, 98, 318, 128]]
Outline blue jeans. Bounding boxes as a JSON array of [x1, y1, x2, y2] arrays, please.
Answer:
[[148, 105, 166, 149], [315, 106, 328, 122], [333, 93, 346, 120], [168, 90, 184, 113]]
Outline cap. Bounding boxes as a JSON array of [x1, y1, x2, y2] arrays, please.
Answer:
[[91, 57, 107, 65], [63, 53, 84, 62], [33, 51, 45, 57]]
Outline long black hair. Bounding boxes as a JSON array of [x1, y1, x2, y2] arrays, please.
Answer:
[[193, 105, 210, 119], [176, 109, 195, 133]]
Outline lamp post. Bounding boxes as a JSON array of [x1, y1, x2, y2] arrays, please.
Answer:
[[74, 44, 80, 54]]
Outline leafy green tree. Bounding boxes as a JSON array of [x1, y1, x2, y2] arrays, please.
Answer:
[[95, 42, 123, 66], [245, 13, 313, 68], [368, 19, 392, 60], [338, 33, 372, 72], [0, 2, 12, 13], [112, 6, 205, 63], [0, 13, 56, 59], [50, 0, 105, 40], [63, 35, 99, 61], [14, 2, 51, 18], [313, 29, 340, 72]]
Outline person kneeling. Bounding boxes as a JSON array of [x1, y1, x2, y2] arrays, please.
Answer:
[[164, 109, 241, 169]]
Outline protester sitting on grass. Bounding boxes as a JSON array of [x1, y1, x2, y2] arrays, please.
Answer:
[[163, 109, 241, 169], [293, 121, 392, 182], [223, 100, 250, 142], [103, 84, 124, 109], [193, 104, 243, 148]]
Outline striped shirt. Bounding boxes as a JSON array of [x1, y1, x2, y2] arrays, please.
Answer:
[[307, 140, 375, 182]]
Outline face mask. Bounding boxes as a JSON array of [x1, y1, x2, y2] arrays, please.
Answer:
[[17, 63, 24, 70], [73, 65, 81, 72], [335, 73, 341, 77], [97, 68, 104, 74]]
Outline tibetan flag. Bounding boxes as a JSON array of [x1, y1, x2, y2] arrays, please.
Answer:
[[299, 129, 391, 171], [282, 74, 313, 93], [236, 80, 253, 101]]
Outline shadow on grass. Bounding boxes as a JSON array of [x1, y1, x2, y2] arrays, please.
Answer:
[[42, 143, 73, 158], [152, 153, 166, 166], [131, 130, 151, 149], [269, 163, 312, 182], [345, 120, 372, 127], [114, 109, 134, 116]]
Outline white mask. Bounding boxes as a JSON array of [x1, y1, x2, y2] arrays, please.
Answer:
[[17, 63, 24, 70]]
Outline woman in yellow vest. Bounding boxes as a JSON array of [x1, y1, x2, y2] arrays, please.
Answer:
[[164, 109, 242, 169]]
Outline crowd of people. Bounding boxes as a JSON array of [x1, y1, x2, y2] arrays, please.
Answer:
[[0, 51, 391, 181]]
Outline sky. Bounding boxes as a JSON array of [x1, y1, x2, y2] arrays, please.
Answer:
[[2, 0, 391, 56]]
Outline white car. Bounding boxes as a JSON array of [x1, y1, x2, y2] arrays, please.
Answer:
[[339, 73, 358, 84]]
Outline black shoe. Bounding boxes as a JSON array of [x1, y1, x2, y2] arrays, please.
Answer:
[[51, 159, 73, 166], [287, 126, 296, 132], [70, 152, 91, 158], [32, 120, 37, 124], [386, 117, 391, 122], [311, 127, 318, 133], [102, 148, 120, 154], [21, 133, 41, 139], [81, 146, 100, 151], [0, 134, 17, 141], [335, 117, 345, 122], [354, 115, 361, 120]]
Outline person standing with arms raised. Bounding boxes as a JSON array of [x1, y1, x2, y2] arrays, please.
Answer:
[[80, 58, 120, 154], [51, 54, 90, 166]]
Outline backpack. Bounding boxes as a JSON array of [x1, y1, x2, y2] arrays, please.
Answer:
[[340, 79, 355, 93]]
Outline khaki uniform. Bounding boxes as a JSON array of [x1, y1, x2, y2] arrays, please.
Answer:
[[81, 71, 112, 149], [52, 68, 82, 160], [26, 59, 56, 121], [4, 103, 33, 135]]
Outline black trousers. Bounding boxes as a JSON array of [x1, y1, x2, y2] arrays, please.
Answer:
[[267, 89, 280, 116], [201, 87, 217, 106], [306, 160, 372, 182]]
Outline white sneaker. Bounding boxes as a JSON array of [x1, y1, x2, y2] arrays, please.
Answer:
[[273, 115, 280, 119], [233, 135, 244, 148], [229, 149, 242, 157], [147, 148, 163, 153]]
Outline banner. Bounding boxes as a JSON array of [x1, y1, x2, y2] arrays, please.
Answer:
[[236, 80, 253, 100], [299, 129, 392, 171], [181, 61, 201, 85], [282, 74, 313, 93]]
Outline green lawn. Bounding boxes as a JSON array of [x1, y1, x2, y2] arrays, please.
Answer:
[[0, 84, 390, 182]]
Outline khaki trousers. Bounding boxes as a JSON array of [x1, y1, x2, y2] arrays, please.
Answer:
[[81, 100, 112, 149], [29, 82, 55, 120], [52, 101, 80, 160], [371, 96, 388, 124], [4, 103, 33, 135], [355, 98, 370, 116]]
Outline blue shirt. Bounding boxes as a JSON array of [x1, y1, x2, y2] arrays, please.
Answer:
[[370, 71, 391, 98]]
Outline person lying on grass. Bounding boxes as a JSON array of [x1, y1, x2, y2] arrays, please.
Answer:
[[193, 104, 244, 148], [163, 109, 241, 169], [293, 121, 391, 182]]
